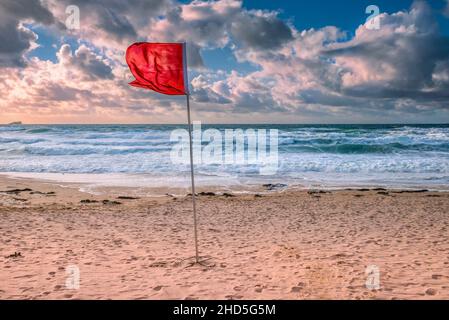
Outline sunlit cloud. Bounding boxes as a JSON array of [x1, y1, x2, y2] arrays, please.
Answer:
[[0, 0, 448, 124]]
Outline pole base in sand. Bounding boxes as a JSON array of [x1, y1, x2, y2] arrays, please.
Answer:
[[175, 255, 216, 268]]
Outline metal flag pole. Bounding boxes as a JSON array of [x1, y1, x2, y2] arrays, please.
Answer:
[[183, 42, 200, 264]]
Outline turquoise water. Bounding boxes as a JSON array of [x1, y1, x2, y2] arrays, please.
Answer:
[[1, 124, 448, 189]]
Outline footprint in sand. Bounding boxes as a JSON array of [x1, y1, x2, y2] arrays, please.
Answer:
[[225, 294, 243, 300], [425, 288, 437, 296], [149, 261, 167, 268], [291, 287, 302, 293]]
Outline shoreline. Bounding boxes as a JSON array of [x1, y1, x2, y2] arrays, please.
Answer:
[[1, 172, 448, 197]]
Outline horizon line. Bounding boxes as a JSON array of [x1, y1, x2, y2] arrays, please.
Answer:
[[1, 122, 449, 126]]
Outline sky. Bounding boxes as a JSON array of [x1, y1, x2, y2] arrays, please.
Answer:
[[1, 0, 449, 124]]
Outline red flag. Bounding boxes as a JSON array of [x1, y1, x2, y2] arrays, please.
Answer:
[[126, 42, 187, 95]]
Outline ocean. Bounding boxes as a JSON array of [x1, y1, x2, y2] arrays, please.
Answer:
[[1, 124, 448, 191]]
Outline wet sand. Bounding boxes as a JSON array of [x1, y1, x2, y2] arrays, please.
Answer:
[[1, 175, 448, 299]]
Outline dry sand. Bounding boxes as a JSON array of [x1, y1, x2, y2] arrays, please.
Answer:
[[0, 175, 448, 300]]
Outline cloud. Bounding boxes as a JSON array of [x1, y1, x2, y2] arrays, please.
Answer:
[[231, 10, 293, 50], [57, 44, 114, 80], [148, 1, 293, 49], [191, 74, 231, 104], [51, 0, 169, 42], [147, 0, 239, 50], [197, 0, 449, 118], [96, 8, 138, 40], [0, 50, 186, 123], [1, 0, 449, 123], [0, 0, 55, 24], [0, 0, 56, 67], [322, 1, 449, 99], [0, 23, 37, 67]]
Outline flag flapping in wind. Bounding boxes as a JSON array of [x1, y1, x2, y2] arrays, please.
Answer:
[[124, 42, 204, 264], [126, 42, 187, 95]]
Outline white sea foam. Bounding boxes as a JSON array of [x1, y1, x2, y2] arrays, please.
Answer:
[[0, 124, 448, 190]]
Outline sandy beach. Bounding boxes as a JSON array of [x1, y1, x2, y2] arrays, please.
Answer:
[[1, 174, 448, 300]]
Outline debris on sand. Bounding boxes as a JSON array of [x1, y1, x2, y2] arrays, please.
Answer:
[[12, 197, 28, 202], [6, 252, 22, 258], [307, 190, 330, 195], [198, 192, 216, 196], [80, 199, 98, 204], [1, 188, 32, 194], [393, 190, 429, 194], [102, 200, 122, 205], [30, 191, 56, 196], [222, 193, 235, 198]]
